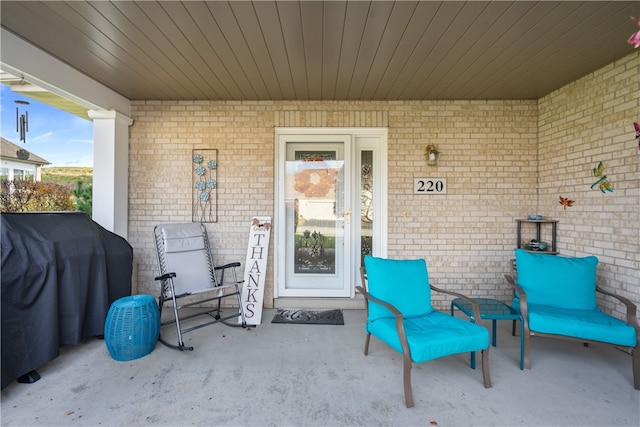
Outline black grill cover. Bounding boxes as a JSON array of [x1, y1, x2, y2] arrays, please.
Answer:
[[1, 212, 132, 389]]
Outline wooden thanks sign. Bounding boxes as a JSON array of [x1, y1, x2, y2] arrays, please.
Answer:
[[240, 216, 271, 325]]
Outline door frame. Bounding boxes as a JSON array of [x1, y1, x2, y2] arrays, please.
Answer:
[[274, 127, 388, 299]]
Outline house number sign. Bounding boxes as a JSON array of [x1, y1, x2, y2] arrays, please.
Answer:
[[414, 178, 447, 194]]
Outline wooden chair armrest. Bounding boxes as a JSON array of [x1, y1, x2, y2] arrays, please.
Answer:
[[596, 286, 639, 329], [430, 284, 482, 323], [356, 285, 402, 317], [504, 274, 527, 299], [504, 274, 529, 322]]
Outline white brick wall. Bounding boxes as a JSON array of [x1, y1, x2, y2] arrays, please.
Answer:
[[128, 51, 638, 318]]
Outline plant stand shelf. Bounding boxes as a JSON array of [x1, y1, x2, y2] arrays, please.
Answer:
[[516, 219, 558, 255]]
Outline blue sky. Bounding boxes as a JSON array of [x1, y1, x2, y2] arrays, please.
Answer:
[[1, 84, 93, 167]]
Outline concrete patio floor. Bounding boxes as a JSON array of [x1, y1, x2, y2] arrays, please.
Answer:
[[1, 308, 638, 426]]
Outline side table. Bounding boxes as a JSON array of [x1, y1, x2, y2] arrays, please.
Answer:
[[450, 297, 524, 370], [104, 294, 160, 361]]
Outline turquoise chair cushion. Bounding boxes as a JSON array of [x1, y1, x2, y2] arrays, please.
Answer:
[[368, 311, 490, 363], [515, 249, 598, 310], [527, 303, 636, 346], [363, 256, 433, 322]]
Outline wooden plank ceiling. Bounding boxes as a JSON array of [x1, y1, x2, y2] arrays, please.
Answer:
[[1, 1, 638, 101]]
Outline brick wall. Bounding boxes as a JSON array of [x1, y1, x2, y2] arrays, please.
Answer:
[[537, 50, 639, 318], [128, 50, 638, 316]]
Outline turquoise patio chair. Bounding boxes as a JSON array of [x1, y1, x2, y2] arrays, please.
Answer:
[[506, 249, 639, 389], [358, 256, 492, 408]]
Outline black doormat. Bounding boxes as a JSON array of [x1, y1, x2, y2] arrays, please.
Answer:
[[271, 308, 344, 325]]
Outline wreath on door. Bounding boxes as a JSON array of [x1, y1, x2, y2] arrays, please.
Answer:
[[294, 168, 339, 198]]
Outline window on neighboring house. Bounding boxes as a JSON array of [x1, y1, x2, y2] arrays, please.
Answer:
[[12, 168, 35, 181], [13, 169, 24, 180], [0, 168, 8, 181]]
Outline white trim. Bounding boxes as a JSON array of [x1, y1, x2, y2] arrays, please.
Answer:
[[87, 109, 133, 123], [1, 28, 130, 115]]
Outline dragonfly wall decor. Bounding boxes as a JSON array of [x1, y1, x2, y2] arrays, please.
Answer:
[[590, 161, 613, 193]]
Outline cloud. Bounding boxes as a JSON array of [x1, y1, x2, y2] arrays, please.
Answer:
[[30, 131, 55, 143], [70, 139, 94, 145], [64, 155, 93, 167]]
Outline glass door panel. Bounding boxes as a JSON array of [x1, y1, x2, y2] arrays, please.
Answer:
[[282, 141, 351, 296], [360, 150, 374, 265]]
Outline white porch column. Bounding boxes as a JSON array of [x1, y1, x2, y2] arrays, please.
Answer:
[[88, 110, 133, 239]]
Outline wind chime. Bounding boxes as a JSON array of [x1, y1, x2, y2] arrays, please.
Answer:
[[15, 100, 29, 143], [15, 75, 30, 143]]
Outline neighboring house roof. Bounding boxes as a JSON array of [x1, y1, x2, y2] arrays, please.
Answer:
[[0, 137, 50, 166]]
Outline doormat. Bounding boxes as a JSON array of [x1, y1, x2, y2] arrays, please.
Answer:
[[271, 308, 344, 325]]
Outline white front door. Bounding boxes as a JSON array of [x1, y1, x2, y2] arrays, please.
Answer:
[[275, 128, 387, 298]]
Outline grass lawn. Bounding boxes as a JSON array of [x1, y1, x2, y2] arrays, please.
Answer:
[[41, 167, 93, 187]]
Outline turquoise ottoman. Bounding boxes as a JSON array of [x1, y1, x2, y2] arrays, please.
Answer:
[[104, 295, 160, 361]]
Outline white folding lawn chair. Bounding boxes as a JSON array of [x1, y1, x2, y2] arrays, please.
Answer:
[[153, 222, 246, 351]]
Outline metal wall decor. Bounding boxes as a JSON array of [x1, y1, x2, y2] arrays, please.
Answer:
[[590, 161, 613, 193], [192, 149, 217, 223]]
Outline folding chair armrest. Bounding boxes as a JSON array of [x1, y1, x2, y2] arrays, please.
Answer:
[[154, 272, 176, 281], [214, 262, 241, 271], [596, 286, 639, 329], [431, 284, 482, 322], [212, 262, 243, 287]]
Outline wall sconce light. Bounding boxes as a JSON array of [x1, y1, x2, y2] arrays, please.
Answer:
[[424, 144, 439, 166]]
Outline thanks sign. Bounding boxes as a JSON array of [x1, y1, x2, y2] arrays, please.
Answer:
[[240, 216, 271, 325]]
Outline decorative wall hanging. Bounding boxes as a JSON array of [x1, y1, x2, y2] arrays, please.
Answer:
[[634, 122, 639, 151], [559, 196, 574, 210], [16, 149, 29, 160], [590, 161, 613, 193], [192, 149, 217, 223]]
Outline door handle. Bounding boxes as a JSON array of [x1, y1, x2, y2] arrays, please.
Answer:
[[341, 208, 351, 224]]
